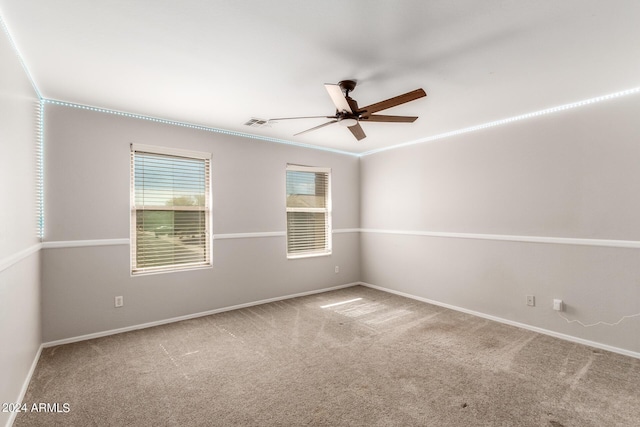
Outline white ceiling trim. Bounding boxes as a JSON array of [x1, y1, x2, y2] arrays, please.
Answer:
[[0, 12, 41, 99], [360, 86, 640, 157], [43, 99, 360, 157], [3, 1, 640, 155], [44, 84, 640, 160], [6, 5, 639, 160], [9, 6, 639, 161]]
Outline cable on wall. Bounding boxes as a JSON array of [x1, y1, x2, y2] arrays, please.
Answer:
[[557, 311, 640, 327]]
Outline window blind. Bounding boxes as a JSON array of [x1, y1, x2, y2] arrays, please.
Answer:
[[286, 165, 331, 258], [131, 146, 211, 274]]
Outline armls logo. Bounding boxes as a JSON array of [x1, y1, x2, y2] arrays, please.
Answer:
[[30, 403, 71, 413], [2, 403, 71, 413]]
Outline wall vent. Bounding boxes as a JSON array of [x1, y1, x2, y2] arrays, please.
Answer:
[[243, 117, 270, 128]]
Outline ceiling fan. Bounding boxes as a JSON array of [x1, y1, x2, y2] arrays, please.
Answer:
[[269, 80, 427, 141]]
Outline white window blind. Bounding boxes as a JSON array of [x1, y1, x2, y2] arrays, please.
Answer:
[[286, 164, 331, 258], [131, 144, 211, 274]]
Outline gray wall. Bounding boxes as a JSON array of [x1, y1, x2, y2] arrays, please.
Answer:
[[40, 93, 640, 356], [41, 105, 360, 342], [0, 22, 41, 427], [361, 95, 640, 354]]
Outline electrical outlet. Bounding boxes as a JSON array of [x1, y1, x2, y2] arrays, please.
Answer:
[[553, 299, 563, 311], [335, 266, 339, 273], [526, 295, 535, 307], [115, 296, 124, 308]]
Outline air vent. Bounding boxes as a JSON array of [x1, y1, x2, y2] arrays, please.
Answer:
[[243, 117, 270, 128]]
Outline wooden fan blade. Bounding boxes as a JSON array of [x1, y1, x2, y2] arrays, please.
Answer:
[[360, 115, 418, 123], [294, 120, 338, 136], [269, 115, 334, 121], [348, 123, 366, 141], [325, 84, 353, 113], [359, 88, 426, 116]]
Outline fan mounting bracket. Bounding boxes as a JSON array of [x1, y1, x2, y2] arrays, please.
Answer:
[[338, 80, 357, 94]]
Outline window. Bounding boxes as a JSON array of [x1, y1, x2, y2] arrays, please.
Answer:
[[130, 144, 211, 274], [286, 164, 331, 258]]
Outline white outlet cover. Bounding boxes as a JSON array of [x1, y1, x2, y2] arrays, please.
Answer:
[[553, 299, 563, 311]]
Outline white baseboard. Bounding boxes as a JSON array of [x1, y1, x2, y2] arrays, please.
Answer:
[[43, 282, 360, 348], [359, 282, 640, 360], [6, 344, 43, 427]]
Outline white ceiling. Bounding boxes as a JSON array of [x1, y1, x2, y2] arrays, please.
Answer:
[[1, 0, 639, 154]]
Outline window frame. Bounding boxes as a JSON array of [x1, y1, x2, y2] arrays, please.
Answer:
[[130, 143, 212, 275], [285, 164, 332, 259]]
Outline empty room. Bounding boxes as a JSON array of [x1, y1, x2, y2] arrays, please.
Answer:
[[1, 1, 639, 426]]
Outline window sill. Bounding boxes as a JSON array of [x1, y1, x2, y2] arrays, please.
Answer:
[[286, 251, 332, 260], [131, 263, 212, 277]]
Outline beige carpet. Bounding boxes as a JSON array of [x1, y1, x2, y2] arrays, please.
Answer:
[[15, 285, 640, 426]]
